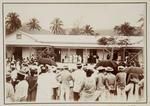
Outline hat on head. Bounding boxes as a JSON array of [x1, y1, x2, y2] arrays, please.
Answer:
[[63, 65, 69, 70], [106, 67, 114, 72], [18, 69, 27, 76], [30, 66, 37, 72], [77, 63, 82, 67], [97, 66, 105, 72], [118, 66, 125, 71]]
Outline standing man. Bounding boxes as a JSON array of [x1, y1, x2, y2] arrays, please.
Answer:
[[5, 72, 15, 103], [105, 67, 116, 101], [57, 65, 73, 101], [72, 63, 86, 101], [96, 66, 107, 101], [14, 70, 29, 102], [36, 65, 53, 102], [116, 66, 127, 101]]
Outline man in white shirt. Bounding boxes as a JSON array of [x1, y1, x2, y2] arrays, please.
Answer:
[[36, 66, 53, 102], [72, 63, 86, 101], [6, 72, 15, 103], [15, 70, 29, 102], [57, 65, 73, 101]]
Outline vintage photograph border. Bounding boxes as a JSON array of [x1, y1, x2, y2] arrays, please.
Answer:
[[2, 1, 148, 105]]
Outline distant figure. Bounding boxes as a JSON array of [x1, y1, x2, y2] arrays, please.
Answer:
[[72, 64, 86, 101], [26, 66, 38, 102], [116, 66, 127, 101], [57, 65, 73, 101], [6, 72, 15, 103], [96, 66, 107, 101], [105, 67, 116, 101]]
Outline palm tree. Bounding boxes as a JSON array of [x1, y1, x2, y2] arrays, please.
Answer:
[[50, 18, 65, 35], [114, 22, 136, 36], [5, 12, 22, 35], [26, 18, 41, 30], [82, 25, 94, 35]]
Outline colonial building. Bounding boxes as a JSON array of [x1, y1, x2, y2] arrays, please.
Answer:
[[5, 30, 144, 64]]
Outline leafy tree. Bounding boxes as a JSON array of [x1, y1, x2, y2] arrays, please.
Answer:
[[82, 25, 94, 35], [98, 37, 116, 45], [117, 38, 129, 45], [26, 18, 41, 30], [50, 18, 65, 35], [5, 12, 22, 35], [114, 22, 136, 36]]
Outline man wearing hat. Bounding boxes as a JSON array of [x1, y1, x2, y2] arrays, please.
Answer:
[[96, 66, 107, 101], [14, 70, 29, 102], [36, 65, 53, 102], [105, 67, 116, 101], [6, 72, 15, 102], [72, 63, 86, 101], [10, 62, 18, 88], [49, 66, 60, 100], [116, 66, 127, 101], [57, 65, 73, 101]]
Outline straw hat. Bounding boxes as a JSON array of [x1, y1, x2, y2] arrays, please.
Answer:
[[118, 66, 125, 71], [77, 63, 82, 67], [63, 65, 69, 70], [18, 69, 27, 76], [97, 66, 105, 72], [106, 67, 114, 72]]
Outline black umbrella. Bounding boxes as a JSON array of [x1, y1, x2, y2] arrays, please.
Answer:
[[38, 57, 57, 66], [124, 67, 143, 75], [95, 60, 118, 74], [124, 67, 144, 84]]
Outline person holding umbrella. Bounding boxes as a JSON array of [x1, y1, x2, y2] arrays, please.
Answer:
[[105, 67, 116, 101], [116, 66, 127, 101]]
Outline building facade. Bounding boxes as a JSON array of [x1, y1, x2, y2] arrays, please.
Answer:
[[5, 31, 144, 64]]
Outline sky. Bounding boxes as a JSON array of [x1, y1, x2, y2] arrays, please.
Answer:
[[4, 3, 146, 30]]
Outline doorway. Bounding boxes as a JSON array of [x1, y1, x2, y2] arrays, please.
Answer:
[[54, 48, 61, 62], [13, 47, 22, 60], [76, 49, 83, 63]]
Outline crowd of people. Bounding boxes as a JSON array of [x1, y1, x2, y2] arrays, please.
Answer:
[[5, 57, 144, 103]]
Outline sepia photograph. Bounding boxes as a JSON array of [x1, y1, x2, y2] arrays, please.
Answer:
[[2, 1, 148, 104]]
